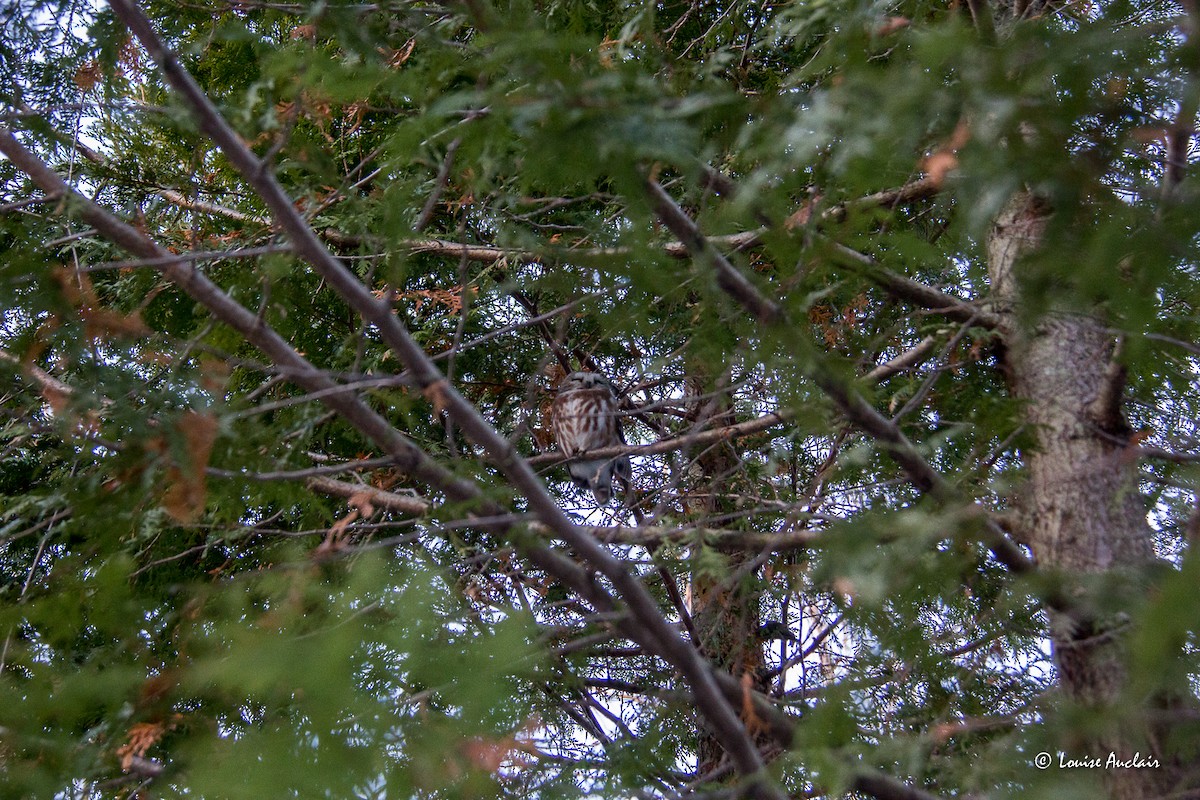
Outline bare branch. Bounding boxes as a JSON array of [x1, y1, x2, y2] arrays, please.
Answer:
[[818, 177, 943, 222], [414, 138, 462, 232], [965, 0, 997, 43], [1131, 445, 1200, 463], [645, 178, 782, 324], [864, 336, 939, 382], [157, 188, 268, 225], [399, 225, 998, 334], [550, 523, 822, 552], [527, 410, 792, 468], [306, 475, 430, 515], [852, 772, 945, 800], [828, 242, 1001, 329], [0, 347, 75, 399], [207, 456, 398, 481], [85, 244, 293, 272]]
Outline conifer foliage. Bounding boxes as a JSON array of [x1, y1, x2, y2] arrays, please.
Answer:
[[3, 0, 1200, 798]]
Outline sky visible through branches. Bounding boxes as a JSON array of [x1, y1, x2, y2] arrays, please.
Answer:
[[2, 0, 1200, 798]]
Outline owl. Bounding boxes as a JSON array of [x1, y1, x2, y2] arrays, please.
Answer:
[[551, 371, 631, 505]]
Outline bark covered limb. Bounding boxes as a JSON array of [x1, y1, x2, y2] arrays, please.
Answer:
[[986, 193, 1153, 572], [986, 190, 1197, 800]]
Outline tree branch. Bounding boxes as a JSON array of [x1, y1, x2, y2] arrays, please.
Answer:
[[827, 242, 1001, 330], [528, 410, 792, 468], [40, 96, 971, 338], [639, 178, 1032, 574], [645, 178, 782, 324], [852, 771, 945, 800], [532, 336, 940, 479], [532, 523, 822, 552], [96, 5, 785, 788], [157, 188, 268, 225], [305, 475, 431, 515], [0, 347, 75, 400], [5, 111, 784, 797]]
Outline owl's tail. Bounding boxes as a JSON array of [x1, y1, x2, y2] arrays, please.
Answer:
[[569, 456, 631, 505]]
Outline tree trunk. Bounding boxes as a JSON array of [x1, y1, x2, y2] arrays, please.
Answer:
[[987, 192, 1193, 799], [691, 562, 765, 776], [683, 374, 773, 777]]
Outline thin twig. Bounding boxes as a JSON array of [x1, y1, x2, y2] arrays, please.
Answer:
[[414, 137, 461, 232]]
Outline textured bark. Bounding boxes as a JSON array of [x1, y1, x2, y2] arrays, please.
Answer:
[[683, 375, 774, 776], [987, 192, 1195, 800], [692, 568, 767, 776], [988, 195, 1152, 575]]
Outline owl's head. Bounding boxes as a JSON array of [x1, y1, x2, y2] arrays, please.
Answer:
[[559, 371, 612, 392]]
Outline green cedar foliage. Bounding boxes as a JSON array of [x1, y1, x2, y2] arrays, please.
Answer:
[[2, 0, 1199, 797]]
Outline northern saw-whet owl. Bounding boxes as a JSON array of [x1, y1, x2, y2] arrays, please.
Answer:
[[551, 371, 631, 505]]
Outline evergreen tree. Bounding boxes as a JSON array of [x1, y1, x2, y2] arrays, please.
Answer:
[[3, 0, 1200, 797]]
